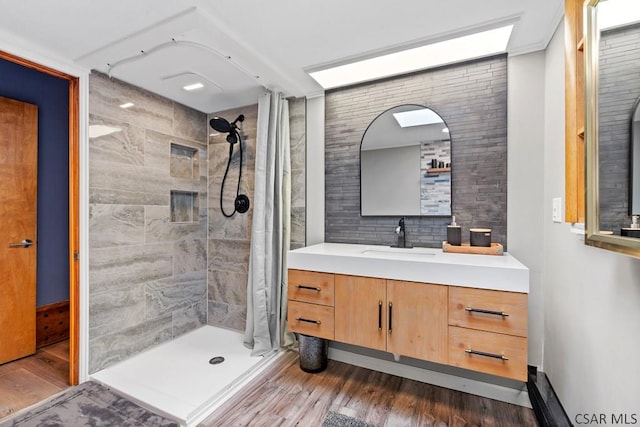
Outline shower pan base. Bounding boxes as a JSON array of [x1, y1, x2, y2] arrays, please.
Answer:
[[91, 326, 281, 426]]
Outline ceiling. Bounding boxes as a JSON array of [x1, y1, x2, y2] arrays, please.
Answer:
[[0, 0, 563, 113]]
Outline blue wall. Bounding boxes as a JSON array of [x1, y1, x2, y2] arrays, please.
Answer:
[[0, 57, 70, 306]]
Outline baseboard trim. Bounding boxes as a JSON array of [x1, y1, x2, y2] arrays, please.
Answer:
[[328, 347, 531, 408], [527, 367, 572, 426], [36, 300, 70, 348]]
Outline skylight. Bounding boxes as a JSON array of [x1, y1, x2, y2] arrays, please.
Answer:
[[308, 25, 513, 89], [598, 0, 640, 30], [393, 108, 444, 128]]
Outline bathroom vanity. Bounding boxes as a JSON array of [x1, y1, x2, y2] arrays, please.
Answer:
[[287, 243, 529, 381]]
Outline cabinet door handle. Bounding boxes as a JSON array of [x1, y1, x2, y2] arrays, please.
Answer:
[[465, 307, 509, 317], [296, 285, 321, 292], [378, 300, 382, 330], [465, 348, 509, 360], [296, 317, 322, 325], [388, 302, 393, 334]]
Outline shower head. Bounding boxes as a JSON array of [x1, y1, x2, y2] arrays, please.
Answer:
[[209, 114, 245, 134], [210, 116, 231, 133]]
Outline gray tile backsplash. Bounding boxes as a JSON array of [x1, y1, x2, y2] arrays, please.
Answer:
[[325, 56, 508, 249], [598, 24, 640, 232]]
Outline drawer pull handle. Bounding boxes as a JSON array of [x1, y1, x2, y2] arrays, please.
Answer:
[[378, 300, 382, 331], [297, 285, 321, 292], [388, 302, 393, 334], [465, 307, 509, 317], [465, 348, 509, 361], [296, 317, 322, 325]]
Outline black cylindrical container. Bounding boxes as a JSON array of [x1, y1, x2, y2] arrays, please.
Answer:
[[470, 228, 492, 247], [621, 228, 640, 238], [298, 334, 328, 373], [447, 225, 462, 246]]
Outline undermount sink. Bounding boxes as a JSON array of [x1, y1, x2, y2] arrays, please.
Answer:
[[360, 246, 438, 260]]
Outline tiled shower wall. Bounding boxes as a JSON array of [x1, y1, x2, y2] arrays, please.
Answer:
[[598, 23, 640, 232], [88, 72, 208, 373], [325, 56, 508, 248], [207, 98, 306, 331]]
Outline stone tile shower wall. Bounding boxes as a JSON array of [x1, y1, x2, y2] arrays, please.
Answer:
[[598, 23, 640, 233], [325, 56, 508, 248], [88, 72, 208, 373], [207, 98, 306, 331]]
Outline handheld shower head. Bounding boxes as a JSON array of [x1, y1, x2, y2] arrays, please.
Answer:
[[211, 113, 249, 217], [210, 114, 245, 144]]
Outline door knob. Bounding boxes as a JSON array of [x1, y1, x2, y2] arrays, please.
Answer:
[[8, 239, 33, 248]]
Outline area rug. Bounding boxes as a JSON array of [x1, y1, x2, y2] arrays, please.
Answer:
[[0, 381, 178, 427], [322, 412, 378, 427]]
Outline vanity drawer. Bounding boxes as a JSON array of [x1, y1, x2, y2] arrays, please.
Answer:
[[448, 326, 527, 381], [449, 287, 527, 337], [288, 269, 334, 306], [288, 301, 334, 340]]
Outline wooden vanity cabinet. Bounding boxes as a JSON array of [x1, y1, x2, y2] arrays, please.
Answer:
[[287, 268, 528, 381], [333, 275, 448, 364], [287, 269, 335, 340], [447, 286, 528, 381], [386, 280, 448, 364], [334, 275, 386, 351]]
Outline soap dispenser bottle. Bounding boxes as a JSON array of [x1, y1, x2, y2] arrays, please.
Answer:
[[447, 216, 462, 246]]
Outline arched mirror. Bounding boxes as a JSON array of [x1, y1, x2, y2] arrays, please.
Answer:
[[631, 98, 640, 217], [585, 0, 640, 257], [360, 104, 451, 216]]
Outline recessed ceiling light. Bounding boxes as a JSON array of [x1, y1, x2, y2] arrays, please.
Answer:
[[183, 82, 204, 91], [393, 109, 444, 128], [598, 0, 640, 30], [119, 102, 134, 109], [442, 127, 450, 133], [308, 25, 513, 89]]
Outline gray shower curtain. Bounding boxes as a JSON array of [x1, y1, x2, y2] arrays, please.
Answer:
[[244, 91, 295, 356]]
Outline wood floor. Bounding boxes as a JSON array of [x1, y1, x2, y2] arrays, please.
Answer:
[[200, 350, 538, 427], [0, 340, 69, 420]]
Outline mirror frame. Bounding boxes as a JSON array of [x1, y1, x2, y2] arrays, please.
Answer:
[[584, 0, 640, 258]]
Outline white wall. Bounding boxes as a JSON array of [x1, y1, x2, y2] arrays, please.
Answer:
[[306, 95, 325, 245], [507, 51, 546, 369], [543, 20, 640, 420]]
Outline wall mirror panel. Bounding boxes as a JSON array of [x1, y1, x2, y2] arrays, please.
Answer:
[[585, 0, 640, 257], [360, 104, 451, 216]]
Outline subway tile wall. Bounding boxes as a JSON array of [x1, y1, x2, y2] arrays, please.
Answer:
[[325, 56, 508, 248], [88, 72, 208, 373]]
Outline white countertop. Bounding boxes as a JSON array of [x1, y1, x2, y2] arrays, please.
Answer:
[[287, 243, 529, 293]]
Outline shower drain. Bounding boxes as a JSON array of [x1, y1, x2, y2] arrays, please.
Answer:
[[209, 356, 225, 365]]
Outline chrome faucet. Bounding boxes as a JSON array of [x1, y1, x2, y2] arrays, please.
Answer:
[[393, 217, 407, 248]]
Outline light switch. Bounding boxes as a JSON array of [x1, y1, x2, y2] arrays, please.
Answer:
[[552, 197, 562, 223]]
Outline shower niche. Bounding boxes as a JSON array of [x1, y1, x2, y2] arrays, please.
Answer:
[[170, 143, 199, 179], [170, 190, 199, 223], [170, 143, 201, 223]]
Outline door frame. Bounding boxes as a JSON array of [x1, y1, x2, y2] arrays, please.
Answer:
[[0, 50, 81, 385]]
